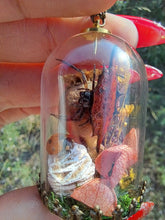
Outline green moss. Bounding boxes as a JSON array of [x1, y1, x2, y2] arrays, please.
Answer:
[[118, 192, 132, 217], [46, 191, 115, 219], [47, 192, 92, 219], [117, 188, 141, 217]]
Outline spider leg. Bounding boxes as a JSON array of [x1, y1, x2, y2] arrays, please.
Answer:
[[56, 59, 88, 88]]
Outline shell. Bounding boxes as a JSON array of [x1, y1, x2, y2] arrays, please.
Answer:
[[48, 143, 95, 195]]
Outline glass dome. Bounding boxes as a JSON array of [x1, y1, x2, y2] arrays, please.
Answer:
[[40, 28, 148, 219]]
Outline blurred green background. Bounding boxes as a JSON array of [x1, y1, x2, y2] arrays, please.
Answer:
[[0, 0, 165, 219]]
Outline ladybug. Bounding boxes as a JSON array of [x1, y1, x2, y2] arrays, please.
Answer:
[[46, 133, 74, 155]]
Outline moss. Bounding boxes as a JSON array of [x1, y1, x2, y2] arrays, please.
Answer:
[[117, 189, 141, 217], [118, 192, 132, 217]]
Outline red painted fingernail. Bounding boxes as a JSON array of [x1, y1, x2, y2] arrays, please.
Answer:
[[129, 65, 163, 84], [127, 202, 154, 220], [118, 15, 165, 48], [145, 64, 163, 81]]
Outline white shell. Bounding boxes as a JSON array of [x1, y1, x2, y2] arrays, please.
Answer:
[[48, 143, 95, 195]]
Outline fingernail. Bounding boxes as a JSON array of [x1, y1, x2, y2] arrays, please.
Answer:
[[129, 65, 163, 84], [145, 64, 163, 81], [127, 202, 154, 219], [118, 15, 165, 48]]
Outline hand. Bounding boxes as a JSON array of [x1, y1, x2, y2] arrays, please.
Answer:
[[0, 0, 138, 219]]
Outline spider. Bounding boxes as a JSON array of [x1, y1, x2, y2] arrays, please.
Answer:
[[57, 56, 117, 153], [57, 59, 95, 123]]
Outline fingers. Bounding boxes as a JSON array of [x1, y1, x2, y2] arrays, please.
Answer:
[[0, 63, 42, 111], [0, 0, 117, 22], [0, 107, 40, 129], [0, 14, 138, 62], [0, 62, 41, 127], [0, 186, 61, 220], [105, 14, 138, 48]]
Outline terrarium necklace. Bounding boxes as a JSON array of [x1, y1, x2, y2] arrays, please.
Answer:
[[39, 12, 153, 220]]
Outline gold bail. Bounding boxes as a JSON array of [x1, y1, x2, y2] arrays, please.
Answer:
[[84, 11, 110, 34], [90, 12, 106, 28]]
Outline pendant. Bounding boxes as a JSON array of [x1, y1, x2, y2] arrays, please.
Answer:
[[39, 12, 153, 219]]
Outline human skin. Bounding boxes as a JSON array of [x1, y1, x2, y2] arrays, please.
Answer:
[[0, 0, 138, 219]]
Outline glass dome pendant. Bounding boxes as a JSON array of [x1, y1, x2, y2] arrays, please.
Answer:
[[39, 12, 153, 219]]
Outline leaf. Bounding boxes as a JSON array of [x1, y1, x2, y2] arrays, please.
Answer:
[[95, 144, 138, 188], [71, 178, 117, 216]]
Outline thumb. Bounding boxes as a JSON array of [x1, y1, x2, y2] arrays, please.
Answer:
[[0, 186, 61, 220]]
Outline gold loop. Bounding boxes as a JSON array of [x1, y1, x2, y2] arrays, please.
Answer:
[[90, 11, 106, 27]]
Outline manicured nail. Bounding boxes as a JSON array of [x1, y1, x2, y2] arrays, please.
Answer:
[[129, 65, 163, 84], [145, 64, 163, 81], [127, 202, 154, 220], [118, 15, 165, 48]]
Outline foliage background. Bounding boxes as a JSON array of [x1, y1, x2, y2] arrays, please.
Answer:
[[0, 0, 165, 219]]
